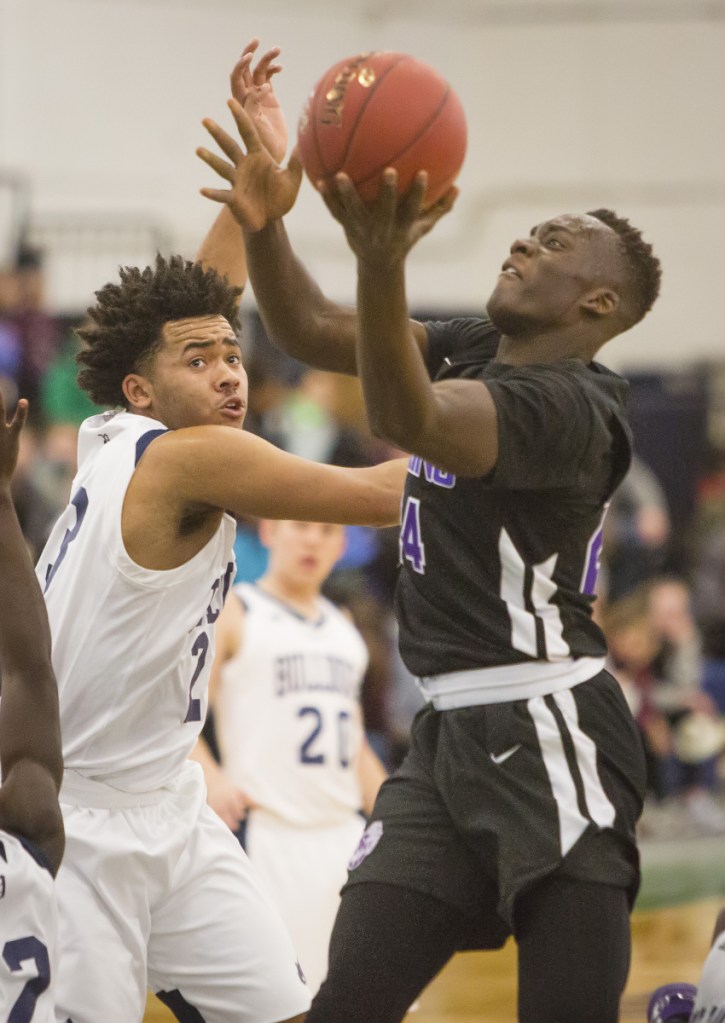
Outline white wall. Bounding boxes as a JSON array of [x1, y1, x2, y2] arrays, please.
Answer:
[[1, 0, 724, 371]]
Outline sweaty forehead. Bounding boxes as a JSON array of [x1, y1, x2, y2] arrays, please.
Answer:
[[162, 314, 237, 346], [531, 213, 611, 237]]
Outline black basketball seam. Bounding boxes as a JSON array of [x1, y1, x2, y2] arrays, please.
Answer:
[[355, 85, 453, 191], [339, 53, 410, 172]]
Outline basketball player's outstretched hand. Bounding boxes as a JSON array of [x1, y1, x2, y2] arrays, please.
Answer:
[[0, 393, 27, 489], [320, 168, 458, 266], [230, 37, 287, 164], [197, 98, 303, 233]]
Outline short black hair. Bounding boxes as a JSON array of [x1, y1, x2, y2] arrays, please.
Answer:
[[587, 208, 661, 327], [76, 254, 242, 408]]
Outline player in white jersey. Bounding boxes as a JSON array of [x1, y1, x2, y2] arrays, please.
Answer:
[[0, 394, 65, 1023], [35, 213, 403, 1023], [191, 519, 387, 993]]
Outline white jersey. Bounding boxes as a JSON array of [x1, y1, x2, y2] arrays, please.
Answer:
[[0, 830, 57, 1022], [36, 411, 236, 792], [216, 583, 369, 827]]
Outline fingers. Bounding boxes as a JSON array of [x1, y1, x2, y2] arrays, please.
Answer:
[[199, 187, 231, 205], [10, 398, 29, 436], [201, 114, 248, 163], [226, 98, 263, 152], [251, 45, 283, 85], [196, 143, 236, 183]]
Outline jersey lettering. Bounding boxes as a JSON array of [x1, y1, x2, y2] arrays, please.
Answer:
[[44, 488, 88, 592], [3, 936, 51, 1023], [407, 455, 456, 489], [580, 506, 608, 596], [499, 528, 570, 659], [297, 706, 355, 769], [184, 632, 209, 723], [400, 496, 426, 574]]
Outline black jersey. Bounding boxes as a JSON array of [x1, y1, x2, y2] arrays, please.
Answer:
[[396, 316, 632, 678]]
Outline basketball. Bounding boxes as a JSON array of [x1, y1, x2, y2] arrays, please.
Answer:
[[297, 52, 467, 206]]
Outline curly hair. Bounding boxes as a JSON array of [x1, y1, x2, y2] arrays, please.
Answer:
[[587, 208, 661, 327], [76, 254, 243, 408]]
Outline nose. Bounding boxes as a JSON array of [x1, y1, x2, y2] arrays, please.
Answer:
[[216, 360, 241, 390], [510, 236, 537, 257]]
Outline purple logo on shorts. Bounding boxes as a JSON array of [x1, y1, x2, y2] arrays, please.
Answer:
[[348, 820, 383, 870]]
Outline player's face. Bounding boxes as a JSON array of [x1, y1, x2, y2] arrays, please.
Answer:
[[486, 214, 620, 337], [144, 315, 247, 429], [264, 520, 346, 589]]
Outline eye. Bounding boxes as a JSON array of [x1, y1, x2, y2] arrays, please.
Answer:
[[545, 236, 564, 249], [227, 353, 241, 365], [189, 357, 205, 368]]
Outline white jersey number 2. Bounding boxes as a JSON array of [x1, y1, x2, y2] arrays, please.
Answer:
[[3, 936, 50, 1022]]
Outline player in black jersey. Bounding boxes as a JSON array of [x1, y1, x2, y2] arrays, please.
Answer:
[[197, 100, 662, 1023]]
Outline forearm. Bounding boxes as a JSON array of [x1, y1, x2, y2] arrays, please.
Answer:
[[244, 220, 360, 374], [356, 259, 437, 451], [358, 737, 388, 816], [190, 736, 223, 778], [196, 207, 247, 294], [0, 492, 52, 672]]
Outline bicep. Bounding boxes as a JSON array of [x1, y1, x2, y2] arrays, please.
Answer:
[[415, 378, 499, 477]]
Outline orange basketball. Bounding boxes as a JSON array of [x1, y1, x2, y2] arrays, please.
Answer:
[[297, 52, 467, 205]]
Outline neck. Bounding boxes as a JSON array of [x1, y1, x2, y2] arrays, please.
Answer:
[[257, 575, 321, 619], [495, 326, 603, 366]]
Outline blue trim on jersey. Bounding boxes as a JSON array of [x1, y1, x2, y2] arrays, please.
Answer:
[[135, 428, 168, 466], [16, 834, 53, 876], [250, 583, 326, 628], [156, 989, 206, 1022], [233, 815, 248, 851]]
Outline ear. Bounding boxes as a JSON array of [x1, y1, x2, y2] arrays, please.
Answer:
[[122, 373, 154, 411], [582, 287, 620, 319]]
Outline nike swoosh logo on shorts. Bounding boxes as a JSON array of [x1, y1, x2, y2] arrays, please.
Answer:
[[490, 744, 522, 765]]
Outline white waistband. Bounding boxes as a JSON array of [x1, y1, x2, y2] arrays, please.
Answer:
[[416, 657, 606, 710], [60, 768, 177, 808]]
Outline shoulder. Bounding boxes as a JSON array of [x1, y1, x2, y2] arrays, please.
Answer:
[[422, 315, 500, 377]]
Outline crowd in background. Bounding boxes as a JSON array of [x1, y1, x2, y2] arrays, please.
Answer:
[[3, 244, 725, 841]]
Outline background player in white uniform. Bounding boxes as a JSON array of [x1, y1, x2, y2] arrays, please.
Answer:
[[192, 519, 387, 993], [0, 393, 64, 1023]]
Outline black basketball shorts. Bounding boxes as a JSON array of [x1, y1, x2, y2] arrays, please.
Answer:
[[344, 669, 646, 946]]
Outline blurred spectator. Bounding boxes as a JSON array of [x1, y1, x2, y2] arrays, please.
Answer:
[[603, 587, 672, 801], [0, 263, 22, 408], [692, 521, 725, 716], [647, 576, 725, 833], [12, 243, 59, 418], [602, 454, 671, 602], [40, 328, 102, 426]]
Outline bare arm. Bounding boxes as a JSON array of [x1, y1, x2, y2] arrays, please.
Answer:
[[141, 428, 407, 527], [357, 734, 388, 816], [196, 39, 286, 293], [197, 99, 430, 374], [322, 171, 499, 477], [0, 397, 64, 873]]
